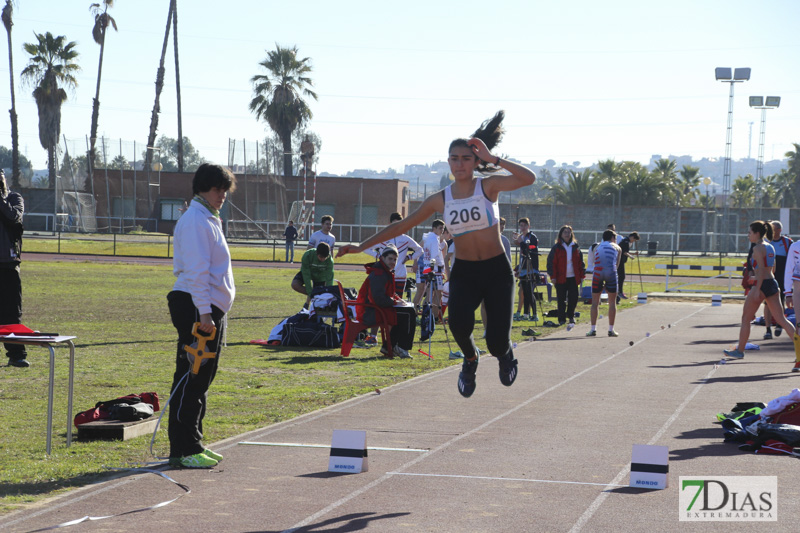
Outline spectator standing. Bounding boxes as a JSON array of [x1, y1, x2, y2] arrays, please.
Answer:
[[0, 169, 28, 367], [357, 244, 417, 359], [513, 217, 539, 321], [413, 219, 445, 311], [167, 164, 236, 468], [608, 223, 624, 245], [763, 221, 792, 339], [283, 220, 298, 263], [292, 243, 334, 307], [782, 237, 800, 371], [308, 215, 336, 256], [617, 231, 640, 300], [546, 225, 585, 330]]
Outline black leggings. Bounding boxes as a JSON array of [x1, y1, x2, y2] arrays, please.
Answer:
[[520, 278, 536, 316], [167, 290, 227, 458], [617, 264, 627, 295], [390, 307, 416, 350], [448, 253, 514, 361], [555, 277, 579, 323]]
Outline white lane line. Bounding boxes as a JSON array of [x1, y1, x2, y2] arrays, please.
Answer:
[[238, 441, 428, 452], [569, 306, 716, 533], [388, 472, 627, 488], [280, 305, 707, 533]]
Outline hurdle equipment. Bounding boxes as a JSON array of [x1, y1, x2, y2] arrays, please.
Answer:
[[328, 430, 368, 473], [656, 263, 743, 293], [184, 323, 217, 375], [711, 295, 722, 307], [629, 444, 668, 489]]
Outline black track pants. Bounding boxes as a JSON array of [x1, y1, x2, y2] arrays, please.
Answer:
[[167, 290, 226, 458], [448, 254, 515, 361]]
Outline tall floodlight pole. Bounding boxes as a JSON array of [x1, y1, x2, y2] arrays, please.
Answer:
[[748, 96, 781, 217], [715, 67, 750, 253]]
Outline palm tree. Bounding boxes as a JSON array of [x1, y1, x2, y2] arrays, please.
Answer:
[[675, 165, 701, 207], [622, 161, 671, 206], [88, 1, 117, 173], [2, 0, 19, 188], [593, 159, 625, 214], [20, 32, 80, 189], [144, 0, 174, 172], [785, 143, 800, 200], [731, 174, 756, 208], [543, 168, 600, 205], [171, 0, 183, 171], [249, 44, 318, 180]]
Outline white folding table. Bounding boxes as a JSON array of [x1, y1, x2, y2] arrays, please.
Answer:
[[1, 335, 77, 455]]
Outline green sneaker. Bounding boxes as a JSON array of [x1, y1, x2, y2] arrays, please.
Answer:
[[608, 330, 619, 337], [586, 330, 596, 337], [175, 452, 218, 468], [203, 448, 223, 462]]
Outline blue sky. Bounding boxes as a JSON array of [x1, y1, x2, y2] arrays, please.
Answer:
[[0, 0, 798, 177]]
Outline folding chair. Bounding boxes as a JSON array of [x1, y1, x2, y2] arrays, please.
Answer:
[[336, 281, 393, 358]]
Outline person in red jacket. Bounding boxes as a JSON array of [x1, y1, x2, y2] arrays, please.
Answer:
[[546, 225, 585, 331], [357, 244, 416, 358]]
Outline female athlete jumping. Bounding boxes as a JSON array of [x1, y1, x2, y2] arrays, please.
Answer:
[[337, 111, 536, 397]]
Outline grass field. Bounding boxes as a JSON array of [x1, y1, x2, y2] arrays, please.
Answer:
[[0, 258, 645, 514], [22, 232, 747, 278]]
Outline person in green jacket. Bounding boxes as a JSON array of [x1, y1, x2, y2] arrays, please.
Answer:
[[291, 242, 334, 307]]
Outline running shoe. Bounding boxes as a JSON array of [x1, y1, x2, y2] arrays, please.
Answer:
[[497, 355, 518, 387], [513, 312, 523, 321], [723, 348, 745, 359], [775, 327, 783, 338], [449, 350, 464, 360], [203, 448, 223, 462], [521, 328, 541, 337], [586, 330, 597, 337], [393, 346, 413, 359], [793, 361, 800, 373], [522, 314, 530, 321], [458, 355, 479, 398], [531, 315, 540, 323], [364, 335, 378, 347], [763, 331, 773, 340], [172, 452, 218, 469], [379, 345, 390, 356], [566, 322, 575, 332], [608, 330, 619, 337]]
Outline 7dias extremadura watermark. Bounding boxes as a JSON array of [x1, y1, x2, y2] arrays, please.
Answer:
[[679, 476, 777, 521]]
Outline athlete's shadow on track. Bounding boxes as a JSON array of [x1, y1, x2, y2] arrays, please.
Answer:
[[691, 323, 740, 329], [247, 511, 412, 533], [669, 441, 743, 461], [693, 371, 797, 384]]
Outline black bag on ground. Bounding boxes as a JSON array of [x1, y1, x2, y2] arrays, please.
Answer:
[[281, 320, 341, 348], [108, 402, 154, 422]]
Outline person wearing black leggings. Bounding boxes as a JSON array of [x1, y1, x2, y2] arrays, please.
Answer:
[[337, 111, 536, 398]]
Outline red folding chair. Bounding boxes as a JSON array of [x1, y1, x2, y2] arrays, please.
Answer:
[[336, 281, 393, 358]]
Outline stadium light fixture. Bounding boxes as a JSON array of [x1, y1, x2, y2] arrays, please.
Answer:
[[715, 67, 751, 253]]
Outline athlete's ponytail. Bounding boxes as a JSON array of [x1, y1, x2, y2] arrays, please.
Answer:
[[750, 220, 773, 241], [449, 110, 506, 173]]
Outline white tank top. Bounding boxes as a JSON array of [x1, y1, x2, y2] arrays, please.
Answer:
[[442, 178, 500, 237]]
